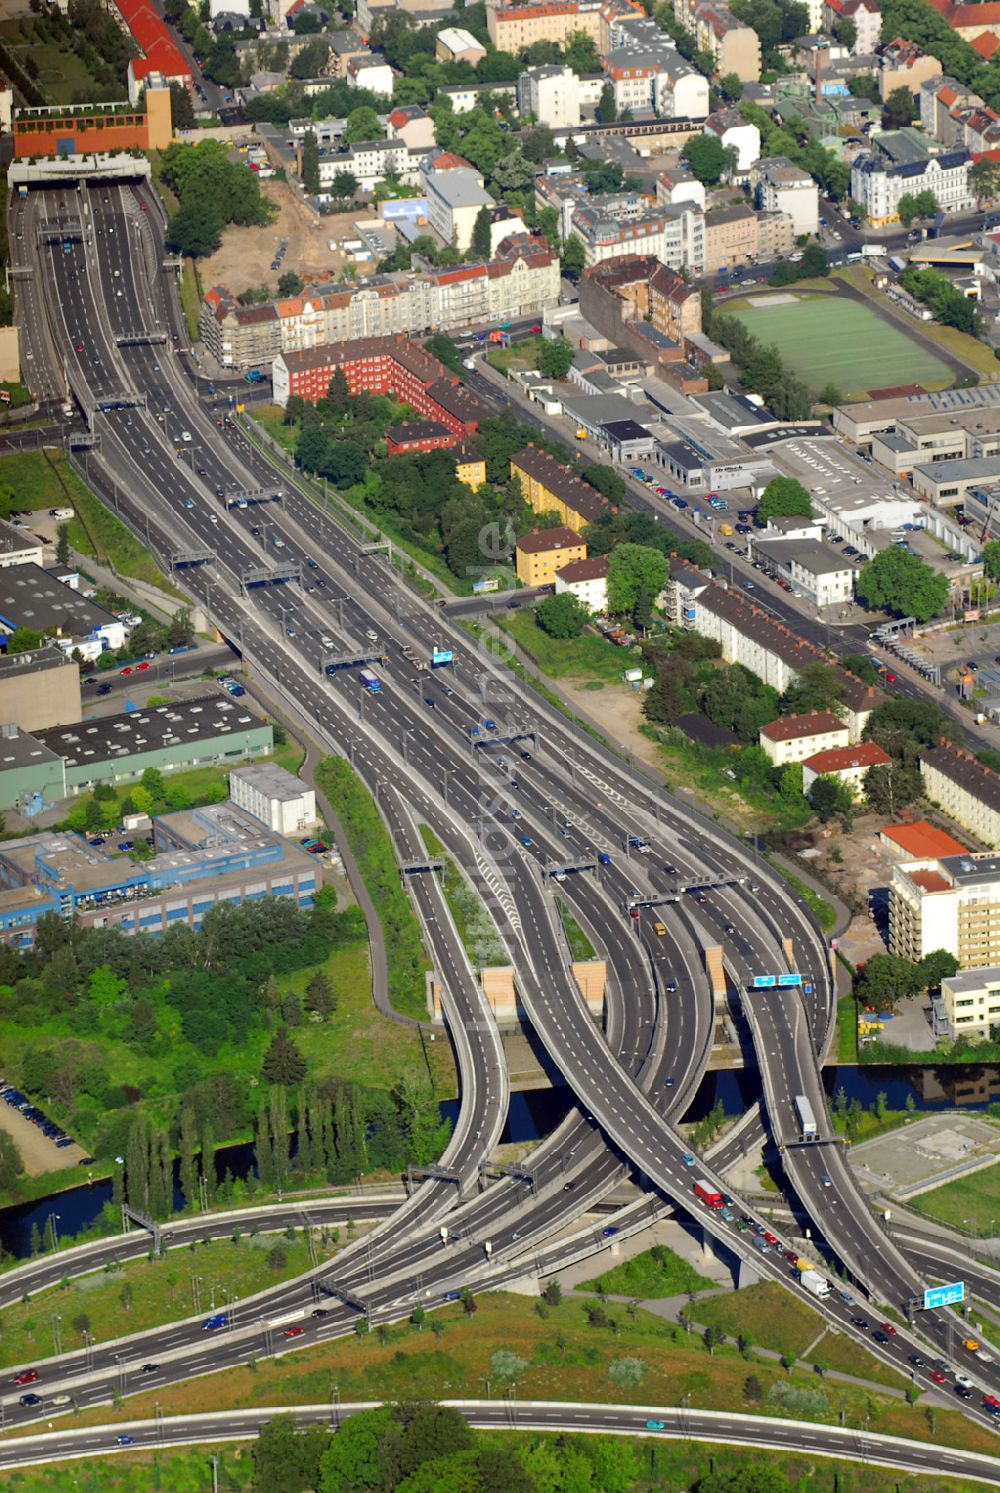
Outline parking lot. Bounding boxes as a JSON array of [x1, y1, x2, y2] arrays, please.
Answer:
[[0, 1080, 87, 1176]]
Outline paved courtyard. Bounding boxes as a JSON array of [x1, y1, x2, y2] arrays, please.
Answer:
[[850, 1113, 1000, 1198]]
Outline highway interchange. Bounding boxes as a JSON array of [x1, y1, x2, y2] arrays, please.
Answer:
[[5, 168, 1000, 1470]]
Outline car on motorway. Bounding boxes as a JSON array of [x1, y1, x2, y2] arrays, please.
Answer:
[[761, 1231, 777, 1245], [629, 907, 640, 920], [879, 1322, 897, 1336], [520, 835, 533, 847], [681, 1152, 696, 1167], [74, 342, 84, 353], [645, 1420, 666, 1430], [284, 1325, 305, 1338], [781, 1248, 798, 1264], [50, 1393, 71, 1405], [930, 1369, 947, 1383], [602, 1226, 618, 1237], [720, 1207, 735, 1222], [117, 1435, 135, 1446], [838, 1289, 854, 1305], [119, 666, 133, 676], [851, 1318, 870, 1332], [483, 718, 497, 730], [20, 1392, 41, 1406], [201, 1313, 228, 1331], [140, 1363, 158, 1373], [665, 979, 677, 993], [14, 1370, 39, 1384], [653, 921, 666, 936], [873, 1330, 891, 1345], [956, 1373, 974, 1388], [598, 851, 611, 865], [955, 1384, 973, 1399], [908, 1354, 926, 1368]]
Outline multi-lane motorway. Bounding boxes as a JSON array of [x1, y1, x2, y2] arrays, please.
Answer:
[[6, 168, 999, 1466]]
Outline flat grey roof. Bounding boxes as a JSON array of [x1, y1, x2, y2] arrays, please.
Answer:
[[423, 169, 493, 209], [0, 645, 75, 679], [0, 564, 119, 638], [0, 727, 62, 771], [35, 695, 267, 768], [942, 966, 1000, 992], [754, 537, 854, 575], [229, 762, 310, 803], [913, 456, 1000, 482], [942, 852, 1000, 885]]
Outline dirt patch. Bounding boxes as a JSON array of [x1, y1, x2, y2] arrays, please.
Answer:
[[558, 679, 663, 772], [0, 1099, 86, 1178], [199, 179, 363, 293]]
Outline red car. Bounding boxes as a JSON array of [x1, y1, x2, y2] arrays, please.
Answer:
[[75, 342, 84, 353], [762, 1232, 778, 1245], [528, 324, 542, 333], [930, 1369, 947, 1383], [880, 1323, 897, 1336], [119, 666, 133, 676], [629, 908, 640, 920], [885, 672, 896, 683], [284, 1325, 305, 1338], [136, 661, 150, 671], [13, 1370, 38, 1385], [139, 202, 148, 211]]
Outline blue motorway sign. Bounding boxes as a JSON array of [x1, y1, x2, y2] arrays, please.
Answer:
[[778, 974, 802, 987], [753, 975, 803, 988], [752, 976, 776, 987], [431, 649, 454, 667], [923, 1281, 964, 1310]]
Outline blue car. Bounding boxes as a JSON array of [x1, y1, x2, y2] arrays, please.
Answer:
[[521, 836, 533, 847], [483, 718, 497, 730], [681, 1153, 696, 1168], [598, 851, 611, 865], [201, 1313, 228, 1331]]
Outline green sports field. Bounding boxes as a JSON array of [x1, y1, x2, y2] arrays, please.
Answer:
[[728, 293, 952, 395]]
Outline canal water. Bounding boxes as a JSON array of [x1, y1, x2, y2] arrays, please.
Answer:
[[2, 1066, 997, 1259]]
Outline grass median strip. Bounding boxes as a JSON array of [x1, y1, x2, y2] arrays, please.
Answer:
[[315, 756, 431, 1022], [579, 1244, 714, 1299]]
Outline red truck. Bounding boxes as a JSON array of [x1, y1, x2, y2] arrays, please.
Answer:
[[693, 1178, 723, 1209]]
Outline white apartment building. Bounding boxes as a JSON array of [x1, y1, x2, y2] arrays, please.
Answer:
[[421, 167, 496, 251], [889, 852, 1000, 965], [704, 107, 760, 174], [758, 711, 850, 767], [518, 64, 581, 128], [572, 196, 704, 270], [921, 742, 1000, 847], [752, 156, 819, 236], [554, 554, 609, 612], [346, 55, 394, 98], [851, 133, 972, 227], [940, 966, 1000, 1041]]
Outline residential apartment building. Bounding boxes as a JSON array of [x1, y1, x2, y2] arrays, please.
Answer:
[[939, 966, 1000, 1040], [452, 443, 486, 488], [571, 195, 704, 270], [801, 741, 891, 796], [923, 0, 1000, 43], [878, 37, 943, 102], [514, 527, 587, 586], [272, 335, 485, 438], [518, 64, 581, 127], [600, 28, 709, 118], [199, 235, 559, 367], [922, 741, 1000, 846], [655, 164, 706, 210], [384, 420, 457, 455], [920, 76, 985, 141], [752, 156, 819, 235], [756, 209, 797, 261], [510, 446, 612, 532], [851, 129, 972, 225], [554, 553, 609, 611], [752, 537, 856, 608], [823, 0, 882, 54], [759, 711, 850, 766], [889, 851, 1000, 964], [487, 0, 607, 53], [421, 166, 496, 251], [704, 107, 760, 174], [703, 203, 756, 272], [680, 0, 760, 82]]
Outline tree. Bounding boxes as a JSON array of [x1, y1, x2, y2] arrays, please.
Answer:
[[343, 107, 383, 146], [699, 1467, 792, 1493], [970, 156, 1000, 204], [884, 85, 916, 127], [290, 37, 329, 79], [780, 661, 844, 716], [277, 270, 305, 297], [7, 627, 44, 653], [170, 80, 195, 130], [856, 548, 949, 622], [304, 970, 336, 1015], [167, 607, 195, 649], [253, 1415, 330, 1493], [301, 129, 320, 196], [166, 200, 222, 258], [809, 774, 854, 823], [318, 1406, 393, 1492], [261, 1027, 307, 1085], [799, 240, 829, 278], [818, 381, 842, 406], [854, 952, 923, 1011], [919, 948, 960, 989], [897, 188, 938, 227], [331, 168, 359, 199], [682, 133, 729, 185], [535, 592, 589, 637], [536, 336, 574, 379], [561, 233, 586, 278], [719, 71, 744, 101], [757, 475, 812, 522], [607, 543, 667, 621], [597, 82, 617, 124], [863, 760, 922, 816], [471, 205, 492, 260], [982, 539, 1000, 581]]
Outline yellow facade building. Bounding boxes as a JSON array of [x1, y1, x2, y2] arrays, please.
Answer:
[[514, 527, 587, 586]]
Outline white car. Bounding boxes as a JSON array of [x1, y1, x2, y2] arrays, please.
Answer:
[[366, 629, 378, 642], [955, 1373, 974, 1389]]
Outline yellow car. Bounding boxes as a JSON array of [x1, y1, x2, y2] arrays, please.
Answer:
[[653, 921, 667, 937]]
